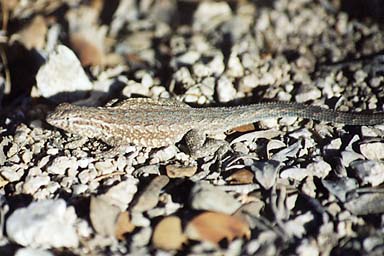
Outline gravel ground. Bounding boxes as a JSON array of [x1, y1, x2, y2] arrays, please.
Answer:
[[1, 0, 384, 255]]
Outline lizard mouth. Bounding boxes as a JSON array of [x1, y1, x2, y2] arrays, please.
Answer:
[[46, 113, 56, 125], [46, 113, 65, 128]]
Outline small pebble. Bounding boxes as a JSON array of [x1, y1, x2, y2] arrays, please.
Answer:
[[46, 156, 78, 175], [217, 76, 236, 103], [22, 175, 50, 194]]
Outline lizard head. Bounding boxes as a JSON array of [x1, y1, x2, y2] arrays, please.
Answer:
[[47, 103, 76, 125], [46, 103, 97, 137]]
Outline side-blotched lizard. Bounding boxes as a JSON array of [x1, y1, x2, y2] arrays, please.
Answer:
[[46, 98, 384, 157]]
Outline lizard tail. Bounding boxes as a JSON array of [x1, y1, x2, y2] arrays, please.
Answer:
[[249, 102, 384, 125]]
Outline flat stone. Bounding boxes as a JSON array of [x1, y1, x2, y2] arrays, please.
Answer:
[[132, 176, 169, 212], [190, 182, 241, 214], [360, 142, 384, 160]]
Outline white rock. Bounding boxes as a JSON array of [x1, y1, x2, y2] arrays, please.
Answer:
[[288, 128, 312, 139], [7, 143, 19, 158], [294, 84, 321, 103], [46, 148, 59, 155], [190, 182, 241, 214], [150, 145, 178, 163], [141, 73, 154, 88], [193, 1, 232, 32], [131, 226, 152, 247], [89, 196, 120, 236], [192, 63, 212, 77], [285, 212, 314, 238], [22, 175, 50, 194], [77, 157, 93, 168], [6, 199, 79, 248], [323, 138, 342, 153], [322, 178, 358, 202], [46, 156, 78, 175], [94, 159, 115, 175], [72, 184, 88, 195], [177, 51, 201, 65], [132, 176, 169, 212], [341, 150, 364, 167], [259, 118, 279, 129], [102, 178, 138, 210], [216, 76, 236, 103], [131, 212, 151, 227], [200, 77, 215, 96], [21, 150, 33, 163], [122, 80, 150, 97], [173, 67, 195, 87], [15, 248, 54, 256], [267, 140, 286, 154], [272, 141, 301, 162], [354, 70, 368, 83], [0, 165, 24, 182], [361, 126, 384, 137], [227, 54, 244, 78], [36, 45, 92, 99], [296, 240, 319, 256], [306, 160, 331, 178], [360, 142, 384, 160], [280, 168, 310, 181], [350, 160, 384, 186], [252, 160, 281, 189], [78, 168, 97, 184], [239, 73, 260, 92], [207, 53, 225, 76]]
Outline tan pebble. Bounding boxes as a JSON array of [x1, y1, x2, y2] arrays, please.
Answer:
[[226, 169, 254, 184], [115, 211, 135, 240], [185, 211, 250, 245], [166, 165, 197, 178], [152, 216, 186, 251]]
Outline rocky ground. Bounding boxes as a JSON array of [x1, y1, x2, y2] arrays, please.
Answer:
[[1, 0, 384, 255]]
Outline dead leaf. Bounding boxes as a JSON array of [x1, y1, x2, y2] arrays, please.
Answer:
[[185, 211, 251, 245], [152, 216, 186, 251], [115, 211, 135, 240]]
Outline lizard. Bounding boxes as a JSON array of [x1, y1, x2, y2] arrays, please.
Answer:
[[46, 97, 384, 158]]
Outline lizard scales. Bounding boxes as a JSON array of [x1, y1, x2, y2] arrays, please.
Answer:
[[46, 98, 384, 148]]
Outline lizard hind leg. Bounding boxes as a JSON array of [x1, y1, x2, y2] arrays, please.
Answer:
[[184, 129, 230, 159]]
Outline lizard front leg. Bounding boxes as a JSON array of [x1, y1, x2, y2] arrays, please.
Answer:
[[184, 129, 230, 159]]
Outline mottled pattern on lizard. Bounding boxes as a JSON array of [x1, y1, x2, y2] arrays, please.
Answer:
[[46, 98, 384, 156]]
